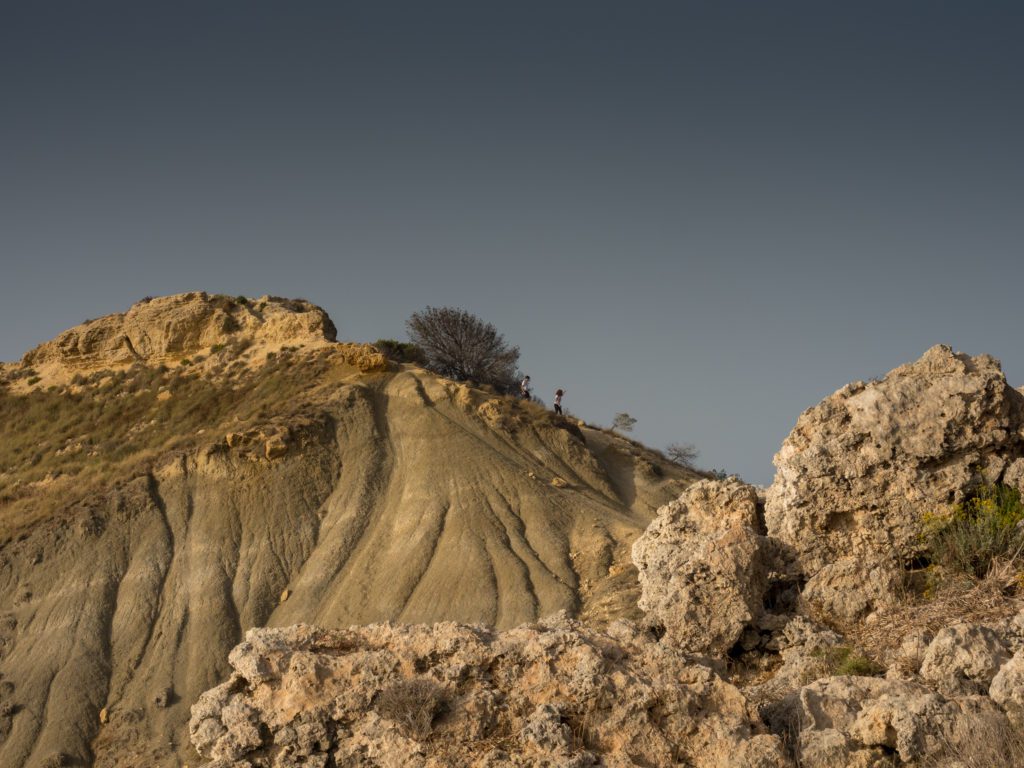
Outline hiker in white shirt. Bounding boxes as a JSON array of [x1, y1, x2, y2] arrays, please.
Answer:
[[553, 388, 564, 415]]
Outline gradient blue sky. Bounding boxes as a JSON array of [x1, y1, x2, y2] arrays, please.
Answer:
[[2, 2, 1022, 484]]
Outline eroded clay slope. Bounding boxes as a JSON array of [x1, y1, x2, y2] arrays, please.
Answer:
[[0, 318, 693, 768]]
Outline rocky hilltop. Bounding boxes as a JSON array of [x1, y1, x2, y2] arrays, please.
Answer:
[[18, 293, 339, 385], [0, 294, 696, 768], [189, 346, 1024, 768]]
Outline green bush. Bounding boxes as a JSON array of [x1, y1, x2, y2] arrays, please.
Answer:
[[812, 646, 883, 677], [923, 483, 1024, 579]]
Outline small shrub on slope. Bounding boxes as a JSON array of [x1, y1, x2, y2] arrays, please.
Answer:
[[923, 484, 1024, 579], [810, 646, 883, 678], [374, 678, 447, 740]]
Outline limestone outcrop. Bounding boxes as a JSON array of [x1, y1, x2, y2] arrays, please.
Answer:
[[798, 555, 901, 623], [189, 618, 790, 768], [631, 478, 771, 655], [21, 292, 339, 379], [990, 649, 1024, 722], [918, 622, 1011, 696], [765, 344, 1024, 603], [771, 675, 1018, 767]]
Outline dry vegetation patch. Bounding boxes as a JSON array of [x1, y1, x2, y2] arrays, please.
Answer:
[[0, 347, 358, 537], [374, 678, 448, 740]]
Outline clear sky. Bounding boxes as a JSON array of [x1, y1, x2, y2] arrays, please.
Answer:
[[2, 2, 1022, 484]]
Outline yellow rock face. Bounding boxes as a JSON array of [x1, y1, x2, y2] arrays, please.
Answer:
[[19, 292, 339, 384]]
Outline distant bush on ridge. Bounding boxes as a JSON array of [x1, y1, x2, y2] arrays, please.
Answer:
[[406, 306, 520, 392]]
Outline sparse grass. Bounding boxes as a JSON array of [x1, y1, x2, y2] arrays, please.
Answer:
[[0, 350, 345, 537], [374, 678, 447, 740], [810, 645, 884, 677], [847, 557, 1023, 668], [923, 483, 1024, 580], [921, 709, 1024, 768]]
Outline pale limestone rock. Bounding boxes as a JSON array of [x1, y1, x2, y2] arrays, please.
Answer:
[[773, 675, 1015, 767], [990, 649, 1024, 720], [15, 292, 389, 389], [1005, 458, 1024, 495], [765, 345, 1024, 604], [886, 630, 933, 679], [919, 623, 1010, 696], [799, 555, 901, 624], [632, 478, 770, 655], [190, 619, 791, 768], [746, 616, 844, 705], [264, 434, 289, 460], [23, 292, 337, 375]]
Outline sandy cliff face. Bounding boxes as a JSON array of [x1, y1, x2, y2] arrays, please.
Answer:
[[0, 296, 693, 768]]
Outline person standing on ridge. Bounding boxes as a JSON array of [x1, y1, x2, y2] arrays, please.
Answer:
[[553, 388, 564, 415], [520, 375, 532, 400]]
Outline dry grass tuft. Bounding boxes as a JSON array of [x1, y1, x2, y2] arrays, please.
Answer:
[[922, 710, 1024, 768], [374, 678, 447, 740], [847, 556, 1023, 664]]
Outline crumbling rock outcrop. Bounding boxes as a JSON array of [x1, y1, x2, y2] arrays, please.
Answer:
[[632, 478, 771, 655], [21, 292, 338, 376], [190, 618, 790, 768], [771, 675, 1018, 767], [798, 555, 901, 624], [990, 649, 1024, 722], [918, 622, 1011, 697], [766, 345, 1024, 604]]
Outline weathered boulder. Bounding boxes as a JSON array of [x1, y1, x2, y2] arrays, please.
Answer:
[[886, 629, 933, 679], [918, 622, 1011, 696], [632, 478, 771, 655], [799, 555, 901, 624], [190, 618, 791, 768], [766, 345, 1024, 582], [771, 675, 1017, 767], [990, 649, 1024, 721]]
